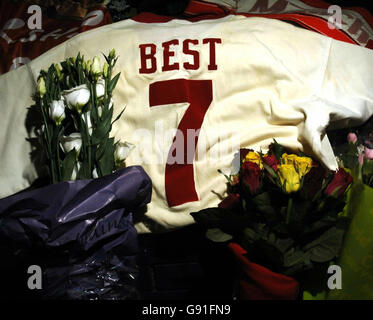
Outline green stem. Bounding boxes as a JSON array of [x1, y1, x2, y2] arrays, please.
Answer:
[[40, 100, 56, 183], [286, 197, 293, 225]]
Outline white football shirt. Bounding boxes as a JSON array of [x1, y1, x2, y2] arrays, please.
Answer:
[[0, 14, 372, 233]]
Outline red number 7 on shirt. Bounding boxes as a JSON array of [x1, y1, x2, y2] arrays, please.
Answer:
[[149, 79, 213, 207]]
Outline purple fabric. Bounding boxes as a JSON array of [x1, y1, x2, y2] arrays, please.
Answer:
[[0, 166, 152, 299]]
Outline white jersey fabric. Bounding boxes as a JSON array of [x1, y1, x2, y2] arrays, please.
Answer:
[[0, 14, 373, 233]]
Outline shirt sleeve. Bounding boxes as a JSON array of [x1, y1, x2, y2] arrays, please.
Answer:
[[251, 17, 373, 169]]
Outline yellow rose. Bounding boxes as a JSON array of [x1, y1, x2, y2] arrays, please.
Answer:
[[281, 153, 312, 177], [244, 151, 263, 169], [277, 164, 301, 193], [277, 154, 313, 193]]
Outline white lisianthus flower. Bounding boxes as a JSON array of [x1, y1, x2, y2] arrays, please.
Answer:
[[114, 141, 135, 165], [63, 84, 90, 114], [91, 56, 101, 76], [49, 99, 65, 125], [71, 162, 81, 181], [92, 168, 99, 179], [60, 132, 82, 154], [82, 111, 92, 135], [96, 79, 105, 98]]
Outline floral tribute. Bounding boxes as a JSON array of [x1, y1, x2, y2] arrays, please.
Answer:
[[191, 141, 353, 299], [32, 49, 133, 183]]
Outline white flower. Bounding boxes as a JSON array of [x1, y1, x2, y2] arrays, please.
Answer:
[[82, 111, 92, 135], [92, 168, 99, 179], [60, 132, 82, 154], [71, 162, 81, 181], [63, 84, 90, 114], [114, 141, 135, 164], [96, 79, 105, 98], [49, 99, 65, 125], [91, 56, 101, 76]]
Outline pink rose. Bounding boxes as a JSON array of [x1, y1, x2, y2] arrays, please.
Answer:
[[347, 133, 358, 144], [364, 147, 373, 160]]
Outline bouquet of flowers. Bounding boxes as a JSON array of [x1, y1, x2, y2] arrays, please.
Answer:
[[326, 129, 373, 300], [0, 50, 151, 300], [32, 49, 133, 184], [191, 141, 353, 299], [336, 131, 373, 186]]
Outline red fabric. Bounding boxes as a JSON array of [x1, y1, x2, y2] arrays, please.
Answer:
[[228, 242, 300, 300], [0, 0, 112, 75], [184, 0, 373, 48], [238, 12, 357, 45]]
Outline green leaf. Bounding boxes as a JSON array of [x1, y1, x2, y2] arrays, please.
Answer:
[[190, 208, 250, 233], [271, 139, 285, 161], [111, 106, 126, 126], [252, 192, 276, 216], [91, 108, 113, 145], [97, 137, 115, 176], [61, 150, 76, 181], [96, 136, 109, 161], [77, 161, 91, 180], [303, 226, 345, 263], [283, 248, 306, 267], [108, 72, 121, 93]]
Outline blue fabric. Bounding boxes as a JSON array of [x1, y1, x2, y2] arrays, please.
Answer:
[[0, 166, 152, 299]]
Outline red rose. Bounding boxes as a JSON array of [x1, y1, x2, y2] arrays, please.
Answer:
[[218, 193, 240, 209], [325, 168, 353, 197], [262, 154, 279, 171], [302, 165, 326, 199], [240, 148, 252, 162], [241, 161, 261, 194]]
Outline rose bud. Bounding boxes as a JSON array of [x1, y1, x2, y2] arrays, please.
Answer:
[[347, 132, 358, 144], [325, 168, 353, 198]]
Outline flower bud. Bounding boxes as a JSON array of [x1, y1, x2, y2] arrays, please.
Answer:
[[96, 79, 105, 99], [114, 141, 135, 165], [37, 77, 46, 97], [109, 48, 116, 60], [91, 56, 101, 76], [55, 63, 63, 80], [92, 168, 99, 179], [103, 62, 109, 78], [60, 132, 82, 155], [71, 162, 81, 181], [86, 60, 92, 72], [49, 99, 65, 125], [364, 147, 373, 160], [347, 132, 358, 144], [82, 111, 92, 135]]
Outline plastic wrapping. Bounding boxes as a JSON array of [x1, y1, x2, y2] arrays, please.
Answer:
[[0, 166, 152, 300]]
